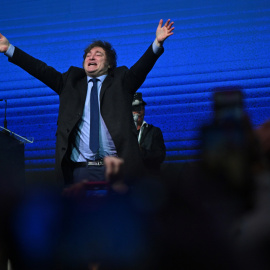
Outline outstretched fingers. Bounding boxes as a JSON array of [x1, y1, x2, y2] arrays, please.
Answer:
[[158, 19, 164, 28], [164, 19, 170, 27]]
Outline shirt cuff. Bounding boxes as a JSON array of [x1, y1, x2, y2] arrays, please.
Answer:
[[4, 44, 15, 58], [152, 41, 163, 54]]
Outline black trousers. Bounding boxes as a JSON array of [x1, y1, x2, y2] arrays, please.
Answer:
[[73, 165, 106, 183]]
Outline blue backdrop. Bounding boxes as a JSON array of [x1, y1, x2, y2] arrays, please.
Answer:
[[0, 0, 270, 174]]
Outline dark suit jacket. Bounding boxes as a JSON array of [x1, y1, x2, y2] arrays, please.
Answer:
[[139, 124, 166, 174], [9, 44, 164, 185]]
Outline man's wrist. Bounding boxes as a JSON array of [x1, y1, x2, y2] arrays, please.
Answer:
[[4, 44, 15, 57], [152, 39, 163, 54]]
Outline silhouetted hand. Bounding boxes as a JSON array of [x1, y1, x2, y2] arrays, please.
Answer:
[[104, 156, 124, 181]]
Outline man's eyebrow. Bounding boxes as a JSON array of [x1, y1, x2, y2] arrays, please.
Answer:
[[87, 50, 104, 55]]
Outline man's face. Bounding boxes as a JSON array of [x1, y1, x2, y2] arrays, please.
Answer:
[[132, 106, 145, 126], [83, 47, 109, 77]]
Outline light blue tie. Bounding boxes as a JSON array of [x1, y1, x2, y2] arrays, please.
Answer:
[[89, 78, 99, 153]]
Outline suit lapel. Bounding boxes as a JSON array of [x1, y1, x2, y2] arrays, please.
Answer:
[[77, 76, 88, 108], [100, 74, 113, 104], [140, 124, 150, 144]]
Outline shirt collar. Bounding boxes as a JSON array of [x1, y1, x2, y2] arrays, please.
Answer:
[[87, 74, 107, 83], [141, 120, 148, 128]]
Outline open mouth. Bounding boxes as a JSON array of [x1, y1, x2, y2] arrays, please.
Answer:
[[88, 63, 97, 66]]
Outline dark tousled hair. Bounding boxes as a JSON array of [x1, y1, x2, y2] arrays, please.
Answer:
[[83, 40, 117, 73]]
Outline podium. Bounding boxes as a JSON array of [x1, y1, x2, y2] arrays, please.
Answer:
[[0, 127, 33, 192], [0, 127, 33, 270]]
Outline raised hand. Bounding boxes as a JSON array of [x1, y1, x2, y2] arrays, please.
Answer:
[[0, 33, 10, 53], [155, 19, 175, 47]]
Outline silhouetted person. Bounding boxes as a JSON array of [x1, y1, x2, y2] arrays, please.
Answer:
[[132, 92, 166, 178]]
